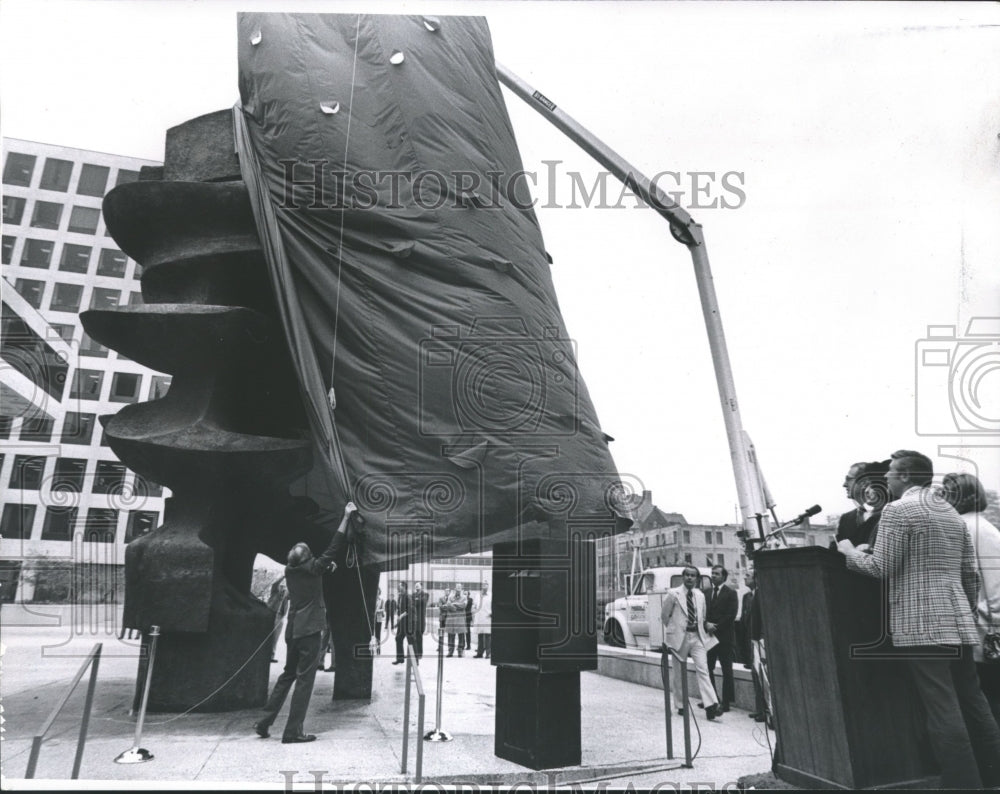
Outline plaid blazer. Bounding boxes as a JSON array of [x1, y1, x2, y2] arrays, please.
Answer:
[[847, 486, 978, 647]]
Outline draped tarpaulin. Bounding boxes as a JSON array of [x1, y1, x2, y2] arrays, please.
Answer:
[[236, 13, 629, 567]]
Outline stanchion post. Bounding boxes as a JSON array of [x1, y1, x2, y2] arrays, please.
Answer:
[[660, 646, 673, 760], [423, 625, 452, 742], [115, 625, 159, 764], [681, 655, 692, 768], [402, 643, 412, 774]]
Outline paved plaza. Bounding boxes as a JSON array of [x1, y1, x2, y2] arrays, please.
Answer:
[[0, 607, 774, 789]]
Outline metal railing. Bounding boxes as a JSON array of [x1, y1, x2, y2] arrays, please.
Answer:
[[25, 642, 102, 779], [660, 646, 692, 768], [400, 641, 426, 781]]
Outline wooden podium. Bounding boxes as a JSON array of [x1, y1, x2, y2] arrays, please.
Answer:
[[754, 546, 937, 789]]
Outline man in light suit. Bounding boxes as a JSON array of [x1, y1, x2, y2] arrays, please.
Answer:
[[839, 450, 1000, 788], [661, 565, 721, 721]]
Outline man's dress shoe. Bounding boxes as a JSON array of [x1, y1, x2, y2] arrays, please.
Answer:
[[282, 734, 317, 744]]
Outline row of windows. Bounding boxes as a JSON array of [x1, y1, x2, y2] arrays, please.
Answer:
[[1, 196, 103, 235], [3, 411, 107, 447], [3, 152, 139, 195], [0, 502, 157, 544], [4, 454, 163, 497], [12, 278, 142, 314], [2, 235, 134, 278], [632, 529, 728, 548]]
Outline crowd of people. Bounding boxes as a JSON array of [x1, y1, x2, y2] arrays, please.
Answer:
[[659, 449, 1000, 787]]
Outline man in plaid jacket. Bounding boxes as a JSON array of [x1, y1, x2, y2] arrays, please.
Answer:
[[838, 450, 1000, 788]]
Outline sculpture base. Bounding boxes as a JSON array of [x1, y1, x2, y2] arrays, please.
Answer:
[[138, 585, 272, 712], [494, 666, 581, 770]]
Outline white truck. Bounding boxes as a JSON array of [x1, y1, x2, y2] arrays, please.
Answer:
[[602, 567, 711, 649]]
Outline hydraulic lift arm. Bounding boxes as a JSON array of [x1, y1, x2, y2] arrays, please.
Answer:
[[496, 62, 774, 544]]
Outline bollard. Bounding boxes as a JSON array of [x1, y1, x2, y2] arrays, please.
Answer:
[[423, 626, 452, 742], [115, 625, 160, 763]]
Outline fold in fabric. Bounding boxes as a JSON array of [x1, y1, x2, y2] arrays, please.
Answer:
[[236, 13, 629, 567]]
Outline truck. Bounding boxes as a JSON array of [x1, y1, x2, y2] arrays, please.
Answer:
[[602, 566, 711, 649]]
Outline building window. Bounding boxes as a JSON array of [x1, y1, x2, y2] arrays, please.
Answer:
[[77, 164, 110, 197], [59, 243, 92, 273], [39, 157, 73, 191], [14, 278, 45, 309], [89, 287, 121, 310], [9, 455, 46, 490], [19, 416, 54, 442], [125, 510, 158, 543], [717, 554, 725, 568], [705, 531, 713, 545], [30, 200, 63, 230], [20, 239, 54, 268], [71, 369, 104, 401], [0, 504, 36, 539], [93, 461, 127, 494], [115, 169, 140, 186], [49, 282, 83, 312], [3, 152, 37, 186], [2, 236, 15, 264], [53, 458, 87, 493], [51, 323, 75, 343], [808, 535, 816, 546], [80, 332, 108, 358], [68, 206, 100, 234], [41, 506, 78, 541], [716, 531, 723, 545], [110, 372, 141, 403], [3, 195, 26, 224], [97, 249, 128, 277], [81, 508, 118, 543], [671, 530, 677, 544], [61, 412, 96, 445], [683, 530, 690, 544], [706, 553, 714, 566], [0, 417, 11, 439], [127, 291, 143, 307], [684, 553, 692, 563]]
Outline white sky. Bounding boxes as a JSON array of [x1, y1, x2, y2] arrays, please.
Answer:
[[2, 0, 998, 527]]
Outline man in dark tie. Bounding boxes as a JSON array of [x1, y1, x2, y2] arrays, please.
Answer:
[[660, 565, 720, 720], [704, 564, 738, 713]]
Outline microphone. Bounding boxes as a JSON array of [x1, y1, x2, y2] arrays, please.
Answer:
[[784, 504, 822, 527]]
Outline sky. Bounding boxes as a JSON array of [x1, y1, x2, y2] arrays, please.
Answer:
[[2, 0, 998, 528]]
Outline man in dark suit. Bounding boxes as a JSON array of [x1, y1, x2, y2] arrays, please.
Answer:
[[835, 460, 890, 547], [704, 564, 738, 713], [392, 581, 411, 665], [410, 582, 429, 661], [839, 449, 1000, 788], [254, 502, 356, 743]]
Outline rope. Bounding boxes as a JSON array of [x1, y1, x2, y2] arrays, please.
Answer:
[[328, 13, 362, 392]]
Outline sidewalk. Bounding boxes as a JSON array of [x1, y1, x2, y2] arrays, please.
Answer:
[[0, 618, 775, 789]]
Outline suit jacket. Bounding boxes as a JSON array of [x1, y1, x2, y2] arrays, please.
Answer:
[[661, 585, 711, 652], [395, 591, 411, 634], [836, 506, 882, 547], [847, 486, 979, 647], [285, 531, 345, 639], [411, 590, 429, 633], [703, 582, 738, 647]]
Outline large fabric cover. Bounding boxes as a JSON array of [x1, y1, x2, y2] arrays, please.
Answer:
[[236, 13, 626, 567]]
